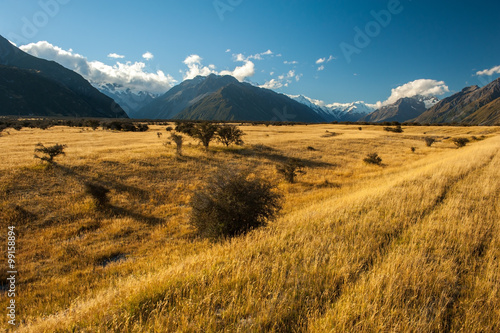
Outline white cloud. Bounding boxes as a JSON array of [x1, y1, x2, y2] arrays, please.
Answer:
[[476, 65, 500, 76], [316, 55, 335, 70], [20, 41, 176, 94], [259, 70, 301, 90], [225, 49, 231, 53], [183, 54, 215, 80], [259, 79, 283, 90], [376, 79, 449, 108], [284, 60, 298, 65], [142, 52, 154, 60], [182, 53, 255, 82], [108, 53, 125, 59]]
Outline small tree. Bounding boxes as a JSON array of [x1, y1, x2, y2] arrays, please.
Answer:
[[179, 122, 218, 151], [276, 158, 306, 184], [424, 137, 436, 147], [34, 143, 67, 163], [170, 132, 184, 156], [364, 153, 382, 165], [452, 137, 469, 148], [189, 170, 282, 239], [216, 125, 245, 147]]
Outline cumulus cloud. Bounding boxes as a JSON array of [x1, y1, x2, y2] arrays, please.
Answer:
[[183, 53, 255, 82], [182, 54, 215, 80], [376, 79, 449, 107], [108, 53, 125, 59], [476, 65, 500, 76], [142, 52, 154, 60], [317, 65, 325, 71], [284, 60, 298, 65], [20, 41, 176, 94]]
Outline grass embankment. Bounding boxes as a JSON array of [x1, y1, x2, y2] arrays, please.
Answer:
[[0, 124, 498, 332]]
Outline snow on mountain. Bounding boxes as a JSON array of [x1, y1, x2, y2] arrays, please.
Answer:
[[96, 83, 161, 117], [288, 94, 376, 122]]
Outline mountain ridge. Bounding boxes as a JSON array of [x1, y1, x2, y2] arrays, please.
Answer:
[[0, 34, 128, 118]]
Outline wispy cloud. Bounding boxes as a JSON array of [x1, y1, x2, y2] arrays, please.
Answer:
[[20, 41, 175, 94], [260, 70, 302, 90], [476, 65, 500, 76], [284, 60, 298, 65], [315, 55, 335, 70]]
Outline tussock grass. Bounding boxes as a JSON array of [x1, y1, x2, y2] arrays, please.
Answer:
[[0, 124, 499, 332]]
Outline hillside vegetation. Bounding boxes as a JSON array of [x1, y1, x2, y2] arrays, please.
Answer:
[[0, 124, 499, 332]]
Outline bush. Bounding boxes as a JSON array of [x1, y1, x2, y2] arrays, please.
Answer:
[[189, 170, 282, 239], [34, 143, 67, 163], [424, 137, 436, 147], [216, 125, 245, 147], [276, 158, 306, 183], [452, 137, 469, 148], [169, 132, 184, 156], [177, 122, 218, 151], [384, 125, 403, 133], [364, 153, 382, 165]]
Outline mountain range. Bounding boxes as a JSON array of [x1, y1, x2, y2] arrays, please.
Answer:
[[413, 78, 500, 125], [0, 34, 128, 118], [136, 74, 325, 122], [1, 33, 499, 125]]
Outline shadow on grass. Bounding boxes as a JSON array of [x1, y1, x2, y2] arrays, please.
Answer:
[[224, 146, 337, 169]]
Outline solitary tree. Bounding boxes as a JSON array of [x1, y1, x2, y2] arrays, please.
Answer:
[[364, 153, 382, 165], [216, 125, 245, 147]]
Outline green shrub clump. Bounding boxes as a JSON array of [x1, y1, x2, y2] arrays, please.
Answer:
[[189, 170, 282, 239]]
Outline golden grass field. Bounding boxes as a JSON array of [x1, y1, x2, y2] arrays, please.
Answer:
[[1, 123, 499, 332]]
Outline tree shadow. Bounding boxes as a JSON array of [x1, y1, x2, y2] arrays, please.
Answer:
[[226, 147, 337, 169]]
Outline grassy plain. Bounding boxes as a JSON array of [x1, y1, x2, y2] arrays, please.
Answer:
[[0, 123, 499, 332]]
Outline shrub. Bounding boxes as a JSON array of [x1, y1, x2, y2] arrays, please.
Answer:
[[384, 125, 403, 133], [424, 137, 436, 147], [216, 125, 245, 147], [177, 122, 218, 151], [170, 132, 184, 156], [166, 126, 173, 132], [276, 158, 306, 184], [411, 147, 416, 153], [189, 170, 282, 239], [364, 153, 382, 165], [452, 137, 469, 148], [34, 143, 67, 163]]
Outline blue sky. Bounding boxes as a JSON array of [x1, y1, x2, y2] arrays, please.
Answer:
[[1, 0, 500, 105]]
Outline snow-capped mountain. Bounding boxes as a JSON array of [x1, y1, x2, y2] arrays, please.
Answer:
[[359, 95, 440, 123], [288, 95, 376, 122], [96, 83, 161, 117]]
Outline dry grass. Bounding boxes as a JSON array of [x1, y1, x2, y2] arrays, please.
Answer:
[[0, 124, 499, 332]]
